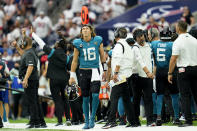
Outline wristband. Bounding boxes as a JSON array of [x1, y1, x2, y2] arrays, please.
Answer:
[[102, 62, 108, 71], [70, 72, 76, 78], [168, 72, 173, 75]]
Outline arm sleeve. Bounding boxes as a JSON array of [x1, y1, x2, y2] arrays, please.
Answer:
[[32, 32, 46, 49], [112, 44, 124, 65], [133, 47, 146, 68], [25, 53, 36, 66]]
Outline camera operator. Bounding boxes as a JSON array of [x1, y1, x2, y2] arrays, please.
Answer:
[[148, 27, 180, 126]]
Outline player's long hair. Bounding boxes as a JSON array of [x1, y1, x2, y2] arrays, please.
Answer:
[[80, 24, 96, 39]]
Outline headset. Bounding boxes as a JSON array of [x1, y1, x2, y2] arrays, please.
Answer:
[[17, 36, 28, 48], [114, 27, 127, 38]]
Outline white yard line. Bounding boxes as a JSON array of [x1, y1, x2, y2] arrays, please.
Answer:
[[3, 123, 197, 131]]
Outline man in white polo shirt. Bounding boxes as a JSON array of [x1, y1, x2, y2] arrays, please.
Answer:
[[168, 20, 197, 127]]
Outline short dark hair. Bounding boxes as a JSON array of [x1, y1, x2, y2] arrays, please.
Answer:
[[177, 20, 187, 32], [133, 29, 144, 41]]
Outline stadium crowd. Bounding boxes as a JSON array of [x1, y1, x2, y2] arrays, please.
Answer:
[[0, 0, 197, 129]]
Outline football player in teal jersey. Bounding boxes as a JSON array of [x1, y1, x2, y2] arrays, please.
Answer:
[[69, 25, 107, 129], [149, 27, 180, 126]]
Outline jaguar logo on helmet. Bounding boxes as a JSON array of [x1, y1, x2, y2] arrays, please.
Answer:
[[66, 84, 81, 101]]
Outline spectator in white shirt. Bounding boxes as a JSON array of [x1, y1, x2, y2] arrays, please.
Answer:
[[33, 11, 53, 43], [68, 22, 80, 39], [0, 8, 5, 31], [111, 0, 127, 17]]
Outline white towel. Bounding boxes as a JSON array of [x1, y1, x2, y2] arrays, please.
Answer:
[[91, 68, 101, 82]]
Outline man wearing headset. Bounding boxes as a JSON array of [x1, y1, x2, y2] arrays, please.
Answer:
[[132, 29, 155, 126], [102, 27, 136, 129], [12, 29, 46, 128]]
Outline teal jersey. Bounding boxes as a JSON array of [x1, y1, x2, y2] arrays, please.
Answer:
[[73, 36, 102, 68], [108, 49, 112, 58], [150, 40, 173, 69]]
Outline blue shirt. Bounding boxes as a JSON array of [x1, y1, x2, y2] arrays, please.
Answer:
[[150, 40, 173, 69], [73, 36, 102, 68]]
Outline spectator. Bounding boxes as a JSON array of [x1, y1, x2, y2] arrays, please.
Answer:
[[68, 21, 80, 39], [33, 0, 48, 15], [158, 17, 169, 28], [181, 6, 195, 25], [33, 11, 53, 43], [111, 0, 127, 17], [147, 16, 159, 30], [137, 16, 148, 30]]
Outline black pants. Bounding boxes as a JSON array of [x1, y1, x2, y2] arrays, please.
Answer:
[[69, 96, 83, 123], [50, 79, 70, 123], [13, 93, 24, 118], [177, 66, 197, 124], [24, 80, 44, 125], [132, 75, 153, 124], [108, 82, 135, 125]]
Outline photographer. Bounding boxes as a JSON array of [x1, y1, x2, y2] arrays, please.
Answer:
[[31, 28, 71, 126]]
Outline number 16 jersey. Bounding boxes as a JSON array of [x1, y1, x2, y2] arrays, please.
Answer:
[[73, 36, 102, 68]]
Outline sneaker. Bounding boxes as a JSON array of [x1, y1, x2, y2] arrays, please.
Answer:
[[82, 123, 89, 129], [65, 120, 72, 126], [55, 122, 63, 126], [156, 119, 162, 126], [126, 123, 138, 127], [147, 122, 156, 127], [172, 118, 181, 125], [119, 116, 126, 125], [40, 123, 47, 128], [71, 121, 79, 125], [102, 122, 117, 129], [26, 124, 35, 128], [89, 119, 95, 128], [179, 116, 185, 121], [0, 118, 3, 128]]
